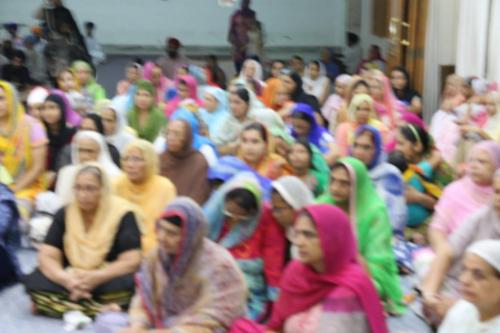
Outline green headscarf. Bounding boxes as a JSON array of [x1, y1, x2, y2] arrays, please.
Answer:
[[316, 156, 405, 314], [127, 80, 166, 143], [71, 60, 106, 102]]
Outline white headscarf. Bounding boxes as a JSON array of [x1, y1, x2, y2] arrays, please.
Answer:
[[238, 59, 264, 82], [56, 131, 122, 204], [97, 99, 137, 153], [27, 86, 49, 106], [271, 176, 314, 210], [467, 239, 500, 273]]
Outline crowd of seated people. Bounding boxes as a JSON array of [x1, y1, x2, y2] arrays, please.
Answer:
[[1, 11, 500, 332]]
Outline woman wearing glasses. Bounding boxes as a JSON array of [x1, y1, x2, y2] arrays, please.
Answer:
[[23, 163, 141, 318], [203, 172, 286, 321]]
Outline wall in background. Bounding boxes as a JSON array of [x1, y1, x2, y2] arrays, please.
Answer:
[[0, 0, 346, 48]]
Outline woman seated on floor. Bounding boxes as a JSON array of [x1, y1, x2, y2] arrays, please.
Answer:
[[317, 157, 405, 314], [421, 170, 500, 321], [23, 163, 141, 318], [116, 197, 246, 333], [203, 172, 286, 320], [438, 240, 500, 333], [114, 139, 176, 254], [231, 204, 388, 333]]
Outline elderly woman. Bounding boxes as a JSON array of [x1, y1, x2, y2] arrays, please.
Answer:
[[317, 157, 405, 314], [114, 139, 176, 254], [199, 86, 229, 139], [160, 119, 211, 205], [56, 131, 121, 204], [428, 141, 500, 251], [231, 204, 388, 333], [421, 170, 500, 319], [23, 163, 141, 317], [204, 172, 286, 320], [117, 197, 246, 333], [439, 240, 500, 333]]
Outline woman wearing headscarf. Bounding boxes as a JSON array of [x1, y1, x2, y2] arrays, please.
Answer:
[[438, 240, 500, 333], [141, 61, 173, 107], [302, 60, 330, 106], [160, 119, 211, 205], [164, 74, 202, 117], [321, 74, 351, 132], [213, 86, 256, 155], [421, 170, 500, 311], [237, 59, 266, 97], [317, 157, 405, 314], [98, 99, 137, 154], [262, 60, 285, 110], [119, 197, 246, 332], [390, 66, 422, 115], [237, 122, 290, 180], [351, 125, 407, 233], [79, 113, 121, 167], [27, 86, 49, 120], [168, 107, 218, 166], [290, 103, 334, 155], [49, 88, 82, 127], [230, 204, 388, 333], [56, 131, 122, 205], [203, 172, 286, 320], [288, 138, 330, 197], [40, 93, 77, 178], [23, 163, 141, 318], [268, 175, 314, 262], [0, 81, 48, 222], [127, 80, 167, 143], [72, 60, 106, 103], [113, 139, 176, 255], [369, 70, 405, 130], [199, 86, 229, 138], [336, 93, 388, 157], [428, 141, 500, 256]]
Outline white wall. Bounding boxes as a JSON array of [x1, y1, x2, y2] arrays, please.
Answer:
[[0, 0, 346, 48], [359, 0, 389, 58]]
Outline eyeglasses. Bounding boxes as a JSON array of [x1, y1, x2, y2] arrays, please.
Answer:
[[223, 209, 252, 222], [78, 147, 98, 154]]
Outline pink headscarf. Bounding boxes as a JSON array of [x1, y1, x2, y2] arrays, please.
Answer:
[[430, 141, 500, 235], [164, 75, 202, 117], [372, 72, 405, 129], [267, 204, 388, 333], [142, 61, 173, 104], [50, 89, 81, 127]]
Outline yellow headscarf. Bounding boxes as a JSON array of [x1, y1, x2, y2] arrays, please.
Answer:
[[65, 162, 138, 270], [113, 140, 176, 254]]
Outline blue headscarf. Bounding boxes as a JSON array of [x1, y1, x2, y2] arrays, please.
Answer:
[[203, 172, 263, 249], [208, 156, 272, 200], [198, 87, 229, 137], [291, 103, 331, 153], [170, 108, 218, 154], [353, 125, 383, 169]]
